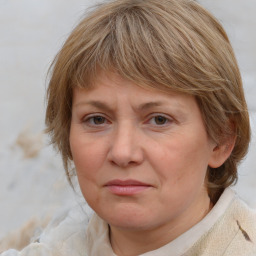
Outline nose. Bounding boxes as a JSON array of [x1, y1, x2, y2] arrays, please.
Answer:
[[107, 123, 144, 168]]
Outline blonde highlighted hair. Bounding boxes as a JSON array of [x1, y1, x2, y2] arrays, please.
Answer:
[[46, 0, 250, 202]]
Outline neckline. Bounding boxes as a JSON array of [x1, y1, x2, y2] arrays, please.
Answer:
[[85, 188, 236, 256]]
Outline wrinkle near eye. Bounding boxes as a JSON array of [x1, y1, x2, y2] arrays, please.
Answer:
[[82, 114, 111, 130], [146, 114, 173, 127]]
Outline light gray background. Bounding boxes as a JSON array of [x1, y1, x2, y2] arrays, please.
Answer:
[[0, 0, 255, 239]]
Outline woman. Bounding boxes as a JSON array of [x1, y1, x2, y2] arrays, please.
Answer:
[[2, 0, 255, 255]]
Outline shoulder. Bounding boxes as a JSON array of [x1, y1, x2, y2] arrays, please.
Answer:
[[0, 204, 92, 256], [185, 188, 256, 256], [223, 193, 256, 255], [213, 189, 256, 255]]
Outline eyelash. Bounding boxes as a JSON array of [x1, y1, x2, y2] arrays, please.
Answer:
[[146, 114, 173, 126], [83, 113, 173, 128], [83, 114, 109, 127]]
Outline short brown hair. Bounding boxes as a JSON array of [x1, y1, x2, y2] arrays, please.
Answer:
[[45, 0, 250, 203]]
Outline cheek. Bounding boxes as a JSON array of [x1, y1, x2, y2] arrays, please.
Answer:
[[150, 134, 210, 188], [73, 146, 103, 183], [70, 131, 104, 181], [70, 138, 104, 206]]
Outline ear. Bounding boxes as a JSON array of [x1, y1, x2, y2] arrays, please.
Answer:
[[208, 134, 236, 168]]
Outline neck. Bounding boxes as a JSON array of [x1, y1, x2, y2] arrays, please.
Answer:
[[110, 196, 212, 256]]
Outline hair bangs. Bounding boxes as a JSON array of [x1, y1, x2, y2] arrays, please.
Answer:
[[66, 1, 205, 93]]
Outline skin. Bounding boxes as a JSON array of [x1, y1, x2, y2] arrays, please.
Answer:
[[70, 72, 231, 256]]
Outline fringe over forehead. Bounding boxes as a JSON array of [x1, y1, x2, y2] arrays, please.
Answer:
[[53, 0, 238, 94]]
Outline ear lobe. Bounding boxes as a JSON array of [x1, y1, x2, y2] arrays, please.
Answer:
[[208, 135, 236, 168]]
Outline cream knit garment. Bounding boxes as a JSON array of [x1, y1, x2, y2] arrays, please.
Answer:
[[1, 188, 256, 256]]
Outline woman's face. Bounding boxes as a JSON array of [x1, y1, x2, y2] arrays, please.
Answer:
[[70, 72, 219, 235]]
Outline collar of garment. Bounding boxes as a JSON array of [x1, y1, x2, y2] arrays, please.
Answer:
[[85, 188, 236, 256]]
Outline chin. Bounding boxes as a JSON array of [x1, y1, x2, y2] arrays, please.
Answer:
[[99, 205, 159, 231]]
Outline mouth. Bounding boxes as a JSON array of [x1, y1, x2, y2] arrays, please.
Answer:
[[104, 179, 152, 195]]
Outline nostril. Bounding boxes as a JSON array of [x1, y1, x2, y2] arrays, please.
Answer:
[[110, 159, 139, 168], [108, 149, 144, 167], [107, 128, 144, 167]]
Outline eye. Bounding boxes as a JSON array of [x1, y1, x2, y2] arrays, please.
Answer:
[[153, 116, 168, 125], [148, 115, 171, 126], [90, 116, 106, 125], [83, 115, 108, 126]]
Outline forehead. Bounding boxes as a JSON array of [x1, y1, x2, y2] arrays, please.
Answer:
[[73, 71, 200, 115], [77, 70, 188, 97]]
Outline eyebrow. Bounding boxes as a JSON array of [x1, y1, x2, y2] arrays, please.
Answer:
[[74, 100, 164, 111], [74, 100, 113, 112], [138, 101, 163, 111]]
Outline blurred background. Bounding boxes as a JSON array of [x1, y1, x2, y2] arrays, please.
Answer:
[[0, 0, 255, 240]]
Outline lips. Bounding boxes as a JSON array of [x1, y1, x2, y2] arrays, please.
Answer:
[[104, 179, 152, 195]]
